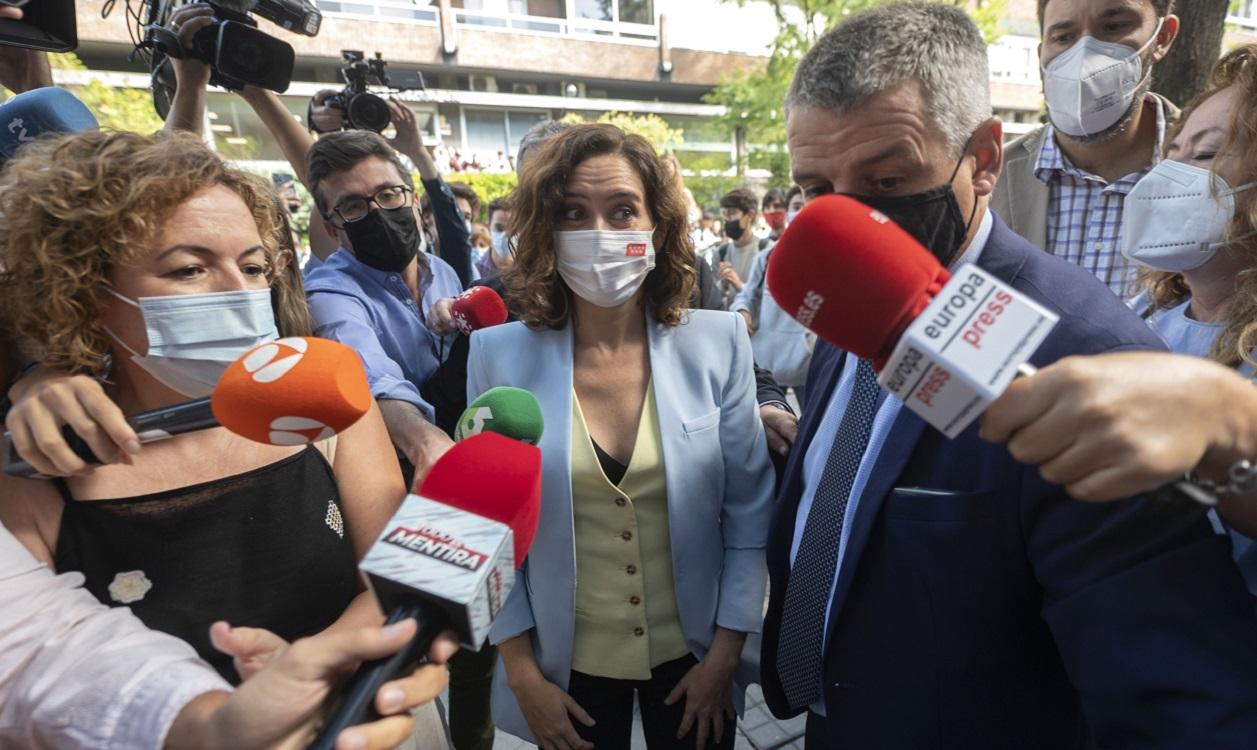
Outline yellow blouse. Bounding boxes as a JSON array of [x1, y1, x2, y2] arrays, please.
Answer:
[[569, 382, 690, 679]]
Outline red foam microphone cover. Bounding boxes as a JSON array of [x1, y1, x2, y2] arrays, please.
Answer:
[[450, 286, 509, 336], [766, 195, 951, 368], [418, 432, 542, 567], [211, 336, 373, 445]]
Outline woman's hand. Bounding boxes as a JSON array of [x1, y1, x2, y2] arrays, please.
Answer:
[[664, 630, 744, 749], [210, 622, 290, 681], [5, 370, 140, 476], [165, 3, 215, 90], [510, 672, 596, 750]]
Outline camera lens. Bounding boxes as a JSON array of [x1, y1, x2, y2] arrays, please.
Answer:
[[347, 92, 391, 133]]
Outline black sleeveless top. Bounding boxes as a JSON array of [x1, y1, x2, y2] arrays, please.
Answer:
[[53, 446, 358, 684]]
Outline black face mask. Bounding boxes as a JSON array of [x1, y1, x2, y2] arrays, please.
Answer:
[[343, 205, 421, 273], [844, 151, 977, 267], [725, 219, 746, 241]]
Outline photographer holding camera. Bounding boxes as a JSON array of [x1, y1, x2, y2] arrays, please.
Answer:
[[308, 85, 475, 288]]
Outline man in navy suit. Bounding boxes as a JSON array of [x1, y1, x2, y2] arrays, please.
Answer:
[[760, 4, 1257, 748]]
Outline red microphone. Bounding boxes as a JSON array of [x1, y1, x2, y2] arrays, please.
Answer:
[[450, 285, 509, 336], [767, 195, 1059, 439], [310, 432, 542, 748], [766, 195, 951, 370]]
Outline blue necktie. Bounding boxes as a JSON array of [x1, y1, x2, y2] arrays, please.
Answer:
[[777, 359, 881, 711]]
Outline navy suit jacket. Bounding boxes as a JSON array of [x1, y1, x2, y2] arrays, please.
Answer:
[[760, 215, 1257, 749]]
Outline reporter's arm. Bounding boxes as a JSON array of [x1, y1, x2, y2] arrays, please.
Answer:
[[0, 522, 231, 750], [386, 100, 473, 286], [0, 46, 50, 94], [239, 86, 316, 187], [980, 353, 1257, 502], [160, 4, 215, 136], [5, 369, 140, 477]]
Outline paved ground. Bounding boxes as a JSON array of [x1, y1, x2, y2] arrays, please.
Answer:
[[490, 684, 806, 750]]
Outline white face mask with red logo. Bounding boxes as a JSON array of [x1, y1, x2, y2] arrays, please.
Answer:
[[555, 228, 656, 308]]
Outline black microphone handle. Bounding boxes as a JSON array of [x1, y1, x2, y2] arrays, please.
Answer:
[[3, 397, 215, 478], [308, 599, 448, 750]]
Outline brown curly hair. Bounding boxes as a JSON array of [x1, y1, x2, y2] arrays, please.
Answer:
[[0, 130, 287, 375], [1139, 45, 1257, 371], [503, 123, 696, 329]]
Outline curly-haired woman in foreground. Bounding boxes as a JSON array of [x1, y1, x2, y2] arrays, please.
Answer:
[[0, 130, 412, 685]]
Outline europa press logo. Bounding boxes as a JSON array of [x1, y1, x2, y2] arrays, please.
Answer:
[[239, 337, 336, 444]]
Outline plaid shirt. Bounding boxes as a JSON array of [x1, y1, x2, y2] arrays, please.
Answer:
[[1034, 96, 1166, 298]]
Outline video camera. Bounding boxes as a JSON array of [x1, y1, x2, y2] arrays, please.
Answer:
[[0, 0, 77, 52], [143, 0, 321, 97], [317, 50, 425, 134]]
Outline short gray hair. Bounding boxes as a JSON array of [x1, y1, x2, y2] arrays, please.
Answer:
[[785, 2, 990, 156], [516, 120, 572, 176]]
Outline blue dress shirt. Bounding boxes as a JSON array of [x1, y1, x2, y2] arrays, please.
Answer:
[[789, 210, 994, 715], [304, 249, 463, 421]]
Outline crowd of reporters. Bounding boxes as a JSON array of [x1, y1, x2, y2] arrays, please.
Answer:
[[5, 0, 1257, 748]]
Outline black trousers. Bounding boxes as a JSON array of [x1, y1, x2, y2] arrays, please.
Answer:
[[567, 655, 737, 750]]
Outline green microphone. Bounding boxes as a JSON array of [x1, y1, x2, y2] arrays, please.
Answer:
[[455, 386, 544, 444]]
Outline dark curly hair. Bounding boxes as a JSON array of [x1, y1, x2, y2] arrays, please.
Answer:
[[503, 123, 696, 330]]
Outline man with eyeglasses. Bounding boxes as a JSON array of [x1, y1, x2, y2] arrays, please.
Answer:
[[304, 130, 463, 485]]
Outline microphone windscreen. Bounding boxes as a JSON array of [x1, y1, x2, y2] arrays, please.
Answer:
[[211, 337, 372, 445], [766, 195, 951, 368], [455, 387, 544, 444], [0, 88, 97, 163], [450, 286, 508, 336], [418, 432, 542, 567]]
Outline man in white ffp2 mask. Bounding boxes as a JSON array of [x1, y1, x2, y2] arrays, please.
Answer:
[[991, 0, 1180, 299]]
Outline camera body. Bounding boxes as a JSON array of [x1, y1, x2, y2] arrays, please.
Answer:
[[145, 1, 321, 94], [321, 51, 398, 133]]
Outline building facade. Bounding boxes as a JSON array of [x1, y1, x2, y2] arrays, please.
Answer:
[[62, 0, 1147, 178]]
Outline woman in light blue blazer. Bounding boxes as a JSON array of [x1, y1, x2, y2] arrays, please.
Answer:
[[467, 124, 774, 750]]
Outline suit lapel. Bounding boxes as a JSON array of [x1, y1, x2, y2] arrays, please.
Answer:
[[768, 342, 847, 574]]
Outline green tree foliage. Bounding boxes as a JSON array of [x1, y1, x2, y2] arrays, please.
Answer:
[[445, 171, 519, 223], [46, 53, 164, 134], [704, 0, 1006, 179], [559, 111, 685, 152]]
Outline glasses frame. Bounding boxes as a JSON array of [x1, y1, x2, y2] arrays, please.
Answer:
[[327, 184, 414, 227]]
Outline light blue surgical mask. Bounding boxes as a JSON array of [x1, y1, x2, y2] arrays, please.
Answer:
[[106, 288, 278, 398], [490, 230, 512, 259]]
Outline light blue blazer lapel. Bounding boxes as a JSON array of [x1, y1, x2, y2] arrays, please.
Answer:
[[646, 318, 688, 511], [824, 407, 928, 631], [515, 322, 578, 691]]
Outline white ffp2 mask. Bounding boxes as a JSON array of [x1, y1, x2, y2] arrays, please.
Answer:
[[106, 288, 279, 398], [555, 229, 656, 308], [1043, 19, 1162, 139], [1120, 159, 1256, 273]]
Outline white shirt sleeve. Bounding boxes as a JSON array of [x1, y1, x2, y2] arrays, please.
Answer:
[[0, 523, 231, 750]]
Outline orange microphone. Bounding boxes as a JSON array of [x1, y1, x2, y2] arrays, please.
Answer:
[[211, 336, 372, 445], [5, 336, 373, 478]]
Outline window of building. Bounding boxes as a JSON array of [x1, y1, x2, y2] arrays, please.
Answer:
[[316, 1, 438, 22], [573, 0, 611, 21], [462, 108, 551, 161]]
